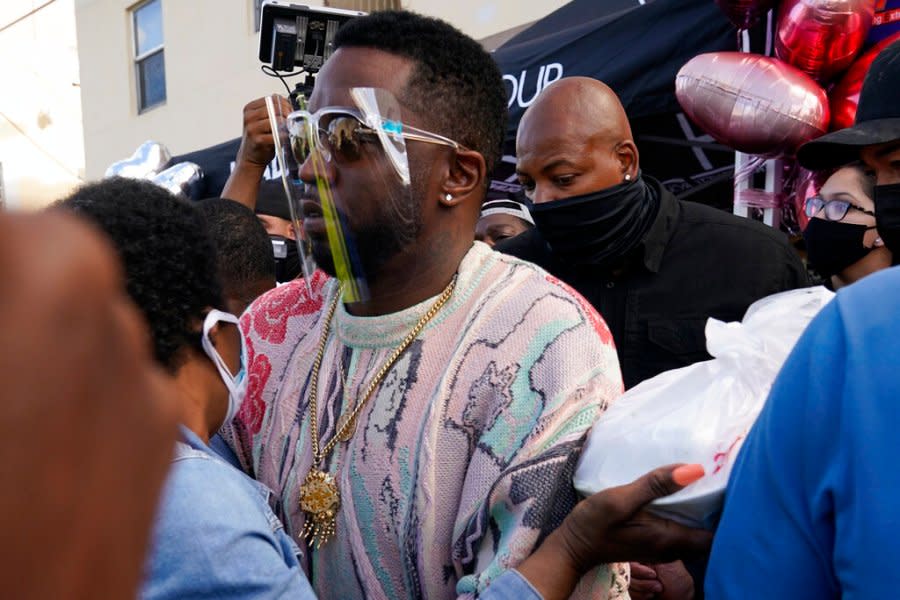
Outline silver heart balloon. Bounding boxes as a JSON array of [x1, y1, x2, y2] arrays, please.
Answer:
[[104, 141, 172, 179], [151, 162, 204, 198]]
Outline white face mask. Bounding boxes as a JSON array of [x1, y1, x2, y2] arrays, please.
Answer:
[[200, 309, 248, 425]]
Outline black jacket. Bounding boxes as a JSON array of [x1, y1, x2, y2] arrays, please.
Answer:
[[495, 178, 809, 389]]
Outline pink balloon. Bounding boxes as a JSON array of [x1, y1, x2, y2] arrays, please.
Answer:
[[714, 0, 779, 29], [676, 52, 830, 157], [775, 0, 876, 82]]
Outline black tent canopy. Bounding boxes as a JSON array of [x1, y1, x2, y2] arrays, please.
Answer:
[[489, 0, 738, 206], [171, 137, 241, 200]]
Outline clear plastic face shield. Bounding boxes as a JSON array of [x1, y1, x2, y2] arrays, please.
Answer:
[[267, 88, 462, 302], [266, 95, 317, 293]]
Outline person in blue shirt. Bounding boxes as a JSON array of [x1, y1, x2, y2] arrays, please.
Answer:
[[706, 265, 900, 598], [59, 178, 317, 599], [707, 40, 900, 598]]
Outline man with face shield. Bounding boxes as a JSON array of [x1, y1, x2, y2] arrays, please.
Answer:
[[218, 10, 640, 600], [27, 180, 707, 597], [57, 178, 317, 598], [498, 77, 809, 390]]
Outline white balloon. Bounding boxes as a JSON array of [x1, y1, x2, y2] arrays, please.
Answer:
[[104, 141, 172, 180], [151, 162, 203, 198]]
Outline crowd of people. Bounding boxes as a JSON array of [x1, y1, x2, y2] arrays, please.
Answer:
[[3, 8, 900, 600]]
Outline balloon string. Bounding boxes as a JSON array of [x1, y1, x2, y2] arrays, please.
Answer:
[[734, 155, 784, 209], [735, 189, 784, 209], [734, 155, 766, 186]]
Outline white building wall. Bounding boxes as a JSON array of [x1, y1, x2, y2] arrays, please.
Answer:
[[0, 0, 85, 210], [75, 0, 568, 180], [408, 0, 567, 41], [76, 0, 285, 181]]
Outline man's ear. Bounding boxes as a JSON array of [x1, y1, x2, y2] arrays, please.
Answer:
[[615, 141, 640, 181], [440, 149, 486, 207]]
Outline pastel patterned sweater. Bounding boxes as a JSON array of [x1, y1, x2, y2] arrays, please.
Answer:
[[223, 242, 626, 599]]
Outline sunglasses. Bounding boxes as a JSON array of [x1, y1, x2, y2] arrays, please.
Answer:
[[286, 107, 464, 166], [804, 195, 876, 221]]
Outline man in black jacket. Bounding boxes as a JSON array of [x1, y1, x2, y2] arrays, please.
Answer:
[[496, 77, 808, 390]]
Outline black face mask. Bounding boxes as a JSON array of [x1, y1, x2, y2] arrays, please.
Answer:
[[271, 235, 302, 283], [529, 175, 659, 269], [875, 183, 900, 266], [803, 219, 875, 279]]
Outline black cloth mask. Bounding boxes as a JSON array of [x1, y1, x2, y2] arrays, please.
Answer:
[[803, 219, 875, 279], [529, 174, 660, 269], [271, 235, 302, 283], [875, 183, 900, 266]]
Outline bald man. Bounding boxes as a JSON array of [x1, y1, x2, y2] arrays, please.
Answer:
[[497, 77, 807, 389]]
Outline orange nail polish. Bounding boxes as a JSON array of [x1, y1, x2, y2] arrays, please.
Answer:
[[672, 464, 705, 486]]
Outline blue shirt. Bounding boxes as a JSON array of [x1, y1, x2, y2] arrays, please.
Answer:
[[706, 267, 900, 599], [145, 428, 541, 599], [141, 426, 316, 599]]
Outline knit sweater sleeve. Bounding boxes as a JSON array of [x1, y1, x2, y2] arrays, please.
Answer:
[[450, 273, 628, 599]]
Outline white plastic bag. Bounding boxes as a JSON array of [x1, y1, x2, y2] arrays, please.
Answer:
[[573, 286, 835, 528]]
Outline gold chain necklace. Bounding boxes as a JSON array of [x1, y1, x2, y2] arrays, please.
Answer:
[[299, 276, 457, 548]]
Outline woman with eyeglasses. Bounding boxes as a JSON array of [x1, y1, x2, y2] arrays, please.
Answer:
[[803, 164, 892, 289]]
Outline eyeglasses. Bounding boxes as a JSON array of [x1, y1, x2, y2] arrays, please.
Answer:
[[804, 195, 876, 221], [286, 107, 464, 166]]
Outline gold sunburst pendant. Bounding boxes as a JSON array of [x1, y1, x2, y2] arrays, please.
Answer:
[[298, 468, 340, 548]]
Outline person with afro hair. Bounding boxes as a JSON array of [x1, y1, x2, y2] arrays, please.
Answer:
[[56, 177, 317, 598], [197, 197, 276, 315]]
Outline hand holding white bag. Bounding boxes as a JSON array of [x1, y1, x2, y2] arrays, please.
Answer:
[[573, 286, 835, 528]]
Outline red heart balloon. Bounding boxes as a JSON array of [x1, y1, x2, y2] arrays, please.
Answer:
[[676, 52, 830, 157], [714, 0, 779, 29], [829, 31, 900, 130], [776, 0, 876, 82]]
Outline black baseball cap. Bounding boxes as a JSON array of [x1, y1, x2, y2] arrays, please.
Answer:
[[798, 40, 900, 170]]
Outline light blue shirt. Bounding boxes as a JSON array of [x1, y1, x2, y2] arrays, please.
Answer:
[[706, 267, 900, 598], [141, 426, 316, 599]]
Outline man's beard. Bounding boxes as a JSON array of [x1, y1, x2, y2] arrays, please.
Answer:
[[311, 191, 422, 282]]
